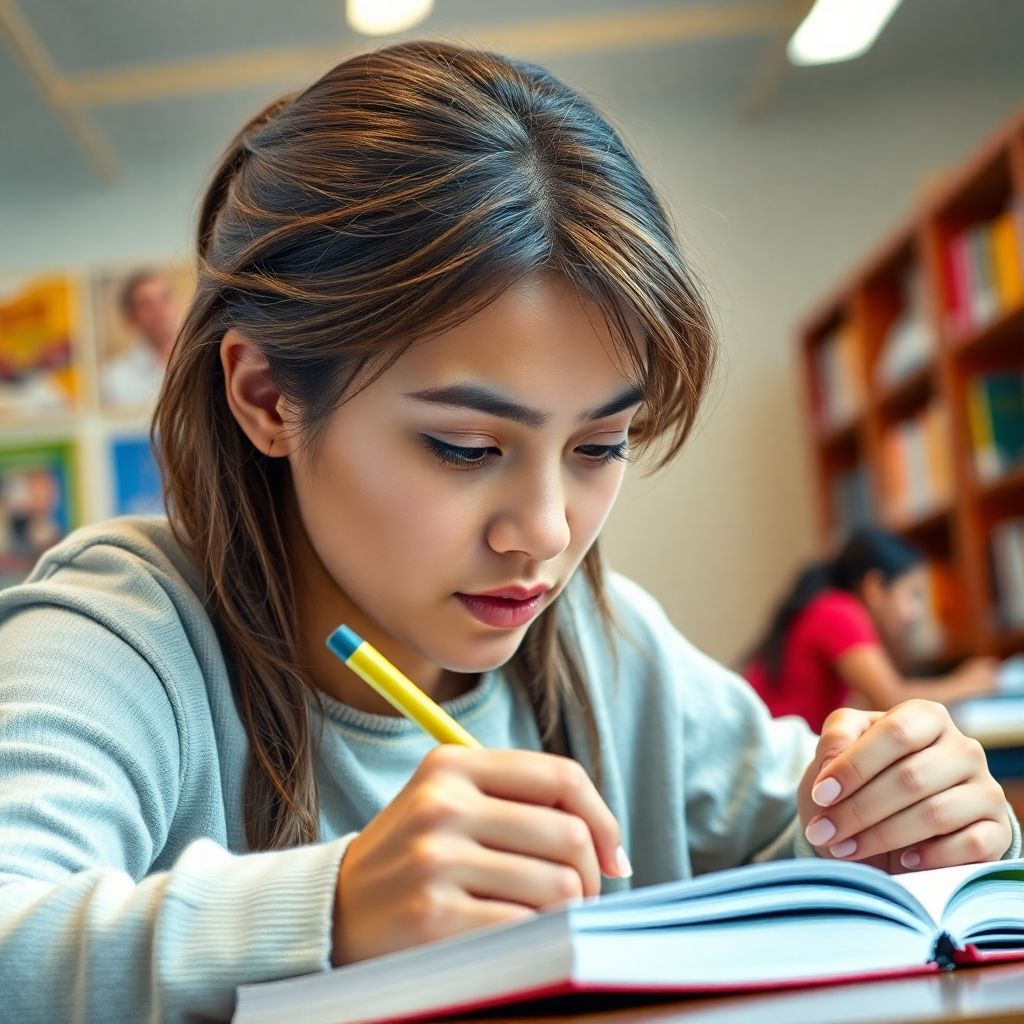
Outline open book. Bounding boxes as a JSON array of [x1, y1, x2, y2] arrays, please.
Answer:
[[234, 857, 1024, 1024]]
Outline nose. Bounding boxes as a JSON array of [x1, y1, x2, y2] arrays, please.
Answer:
[[485, 464, 571, 563]]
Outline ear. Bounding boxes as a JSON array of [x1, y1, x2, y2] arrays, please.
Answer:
[[220, 328, 300, 458], [859, 569, 886, 609]]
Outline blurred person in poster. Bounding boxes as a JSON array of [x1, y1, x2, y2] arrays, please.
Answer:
[[100, 269, 182, 408], [0, 466, 63, 569]]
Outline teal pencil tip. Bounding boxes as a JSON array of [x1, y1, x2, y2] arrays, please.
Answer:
[[326, 624, 361, 661]]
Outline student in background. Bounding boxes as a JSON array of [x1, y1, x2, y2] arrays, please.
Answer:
[[0, 43, 1016, 1023], [743, 528, 998, 733]]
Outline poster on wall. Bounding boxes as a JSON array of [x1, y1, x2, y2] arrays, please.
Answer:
[[109, 434, 164, 516], [0, 275, 82, 418], [92, 263, 193, 412], [0, 439, 79, 588]]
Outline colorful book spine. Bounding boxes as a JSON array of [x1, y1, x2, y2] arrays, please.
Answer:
[[966, 372, 1024, 481], [945, 205, 1024, 338], [815, 322, 863, 430], [992, 204, 1024, 308], [881, 402, 951, 521]]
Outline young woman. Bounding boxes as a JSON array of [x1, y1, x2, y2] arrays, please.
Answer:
[[0, 42, 1016, 1023], [743, 528, 998, 733]]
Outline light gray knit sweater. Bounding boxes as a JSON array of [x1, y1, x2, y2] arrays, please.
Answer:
[[0, 517, 1017, 1023]]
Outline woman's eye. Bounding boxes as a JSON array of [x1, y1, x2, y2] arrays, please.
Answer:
[[576, 441, 631, 464], [420, 435, 498, 468]]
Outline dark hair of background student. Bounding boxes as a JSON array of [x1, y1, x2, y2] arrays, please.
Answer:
[[746, 527, 924, 687], [152, 40, 719, 852]]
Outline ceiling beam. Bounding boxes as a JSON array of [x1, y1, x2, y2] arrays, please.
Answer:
[[61, 1, 798, 109], [0, 0, 119, 180]]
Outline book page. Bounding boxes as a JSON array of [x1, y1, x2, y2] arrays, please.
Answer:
[[893, 863, 1000, 925]]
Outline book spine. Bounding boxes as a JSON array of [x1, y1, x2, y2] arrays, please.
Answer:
[[966, 376, 997, 480], [983, 372, 1024, 475], [992, 207, 1024, 308]]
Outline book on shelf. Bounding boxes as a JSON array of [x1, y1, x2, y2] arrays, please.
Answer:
[[876, 265, 933, 387], [966, 371, 1024, 482], [830, 462, 873, 538], [814, 319, 864, 430], [233, 857, 1024, 1024], [944, 203, 1024, 337], [906, 560, 959, 660], [992, 516, 1024, 631], [881, 402, 952, 522], [992, 203, 1024, 309]]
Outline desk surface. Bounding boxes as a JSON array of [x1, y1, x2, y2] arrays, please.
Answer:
[[482, 961, 1024, 1024]]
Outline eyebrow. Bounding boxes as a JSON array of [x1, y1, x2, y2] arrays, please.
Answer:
[[403, 382, 644, 429]]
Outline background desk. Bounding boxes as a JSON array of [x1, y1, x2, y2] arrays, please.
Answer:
[[950, 694, 1024, 821], [483, 961, 1024, 1024]]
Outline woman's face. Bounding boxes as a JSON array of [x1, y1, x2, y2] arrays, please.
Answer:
[[286, 275, 644, 686], [863, 565, 929, 650]]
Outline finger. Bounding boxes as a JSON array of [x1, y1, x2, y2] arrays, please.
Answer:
[[420, 747, 625, 877], [812, 707, 881, 777], [468, 848, 587, 908], [423, 835, 589, 909], [469, 799, 602, 897], [811, 701, 950, 809], [803, 742, 976, 852], [898, 818, 1015, 871], [410, 888, 537, 947], [819, 782, 1007, 863]]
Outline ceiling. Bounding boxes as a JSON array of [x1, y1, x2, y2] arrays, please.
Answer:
[[1, 0, 1022, 189]]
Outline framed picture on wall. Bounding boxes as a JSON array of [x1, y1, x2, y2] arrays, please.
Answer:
[[109, 434, 164, 516], [92, 263, 193, 412], [0, 438, 80, 588], [0, 274, 82, 419]]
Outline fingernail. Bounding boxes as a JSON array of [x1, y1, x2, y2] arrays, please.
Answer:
[[804, 817, 837, 846], [820, 755, 836, 773], [901, 851, 921, 869], [830, 838, 858, 859], [812, 777, 842, 807], [615, 845, 633, 878]]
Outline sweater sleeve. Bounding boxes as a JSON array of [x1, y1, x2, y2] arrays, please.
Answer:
[[0, 606, 349, 1024]]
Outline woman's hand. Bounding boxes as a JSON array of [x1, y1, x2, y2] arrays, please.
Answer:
[[797, 700, 1013, 873], [332, 745, 628, 965], [951, 655, 999, 696]]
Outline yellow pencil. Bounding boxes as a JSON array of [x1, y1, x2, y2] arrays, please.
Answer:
[[326, 625, 483, 748]]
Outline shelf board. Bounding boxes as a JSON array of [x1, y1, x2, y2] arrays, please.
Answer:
[[883, 502, 951, 538], [950, 298, 1024, 362], [993, 629, 1024, 658], [875, 363, 935, 420], [817, 414, 863, 454], [975, 464, 1024, 502]]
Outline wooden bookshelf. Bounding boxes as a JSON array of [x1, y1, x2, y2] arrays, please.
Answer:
[[798, 108, 1024, 668]]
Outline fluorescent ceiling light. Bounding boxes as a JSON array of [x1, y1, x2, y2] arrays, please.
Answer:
[[346, 0, 434, 36], [787, 0, 904, 66]]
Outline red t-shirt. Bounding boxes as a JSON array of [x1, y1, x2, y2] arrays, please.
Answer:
[[743, 589, 881, 734]]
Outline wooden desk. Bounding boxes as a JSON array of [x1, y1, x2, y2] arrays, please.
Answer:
[[482, 961, 1024, 1024]]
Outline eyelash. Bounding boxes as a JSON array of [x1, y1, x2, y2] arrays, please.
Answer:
[[420, 435, 631, 469]]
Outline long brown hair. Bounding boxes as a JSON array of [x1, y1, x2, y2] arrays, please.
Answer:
[[154, 40, 718, 851]]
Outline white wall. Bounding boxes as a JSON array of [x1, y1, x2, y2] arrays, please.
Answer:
[[1, 50, 1022, 665], [600, 67, 1024, 666]]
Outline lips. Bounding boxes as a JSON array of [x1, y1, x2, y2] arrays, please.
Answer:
[[455, 584, 551, 629]]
